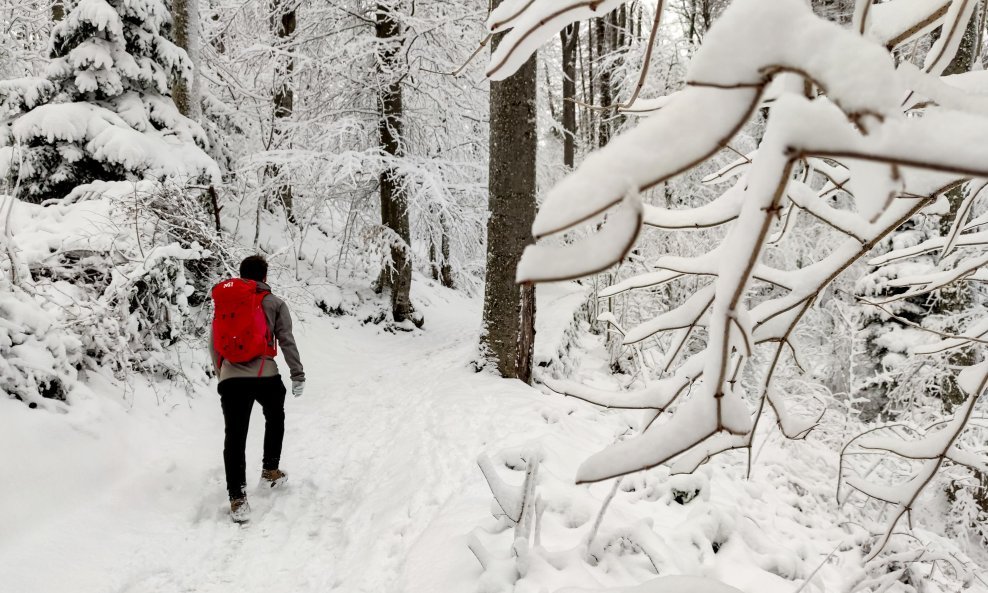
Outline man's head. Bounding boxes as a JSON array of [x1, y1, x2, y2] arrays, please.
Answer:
[[240, 255, 268, 283]]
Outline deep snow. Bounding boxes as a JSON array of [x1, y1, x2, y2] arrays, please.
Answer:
[[3, 279, 987, 593], [0, 282, 559, 592]]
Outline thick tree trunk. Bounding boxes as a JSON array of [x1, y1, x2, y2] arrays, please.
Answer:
[[171, 0, 200, 119], [270, 0, 295, 220], [481, 2, 538, 383], [52, 1, 64, 21], [560, 23, 579, 168], [376, 2, 416, 324]]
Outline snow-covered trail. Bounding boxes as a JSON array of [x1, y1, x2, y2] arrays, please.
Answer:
[[1, 288, 559, 593]]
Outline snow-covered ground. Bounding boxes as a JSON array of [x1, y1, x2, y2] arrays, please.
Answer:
[[3, 279, 986, 593], [0, 282, 550, 592]]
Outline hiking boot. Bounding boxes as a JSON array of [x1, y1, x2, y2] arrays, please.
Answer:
[[261, 468, 288, 488], [230, 497, 250, 523]]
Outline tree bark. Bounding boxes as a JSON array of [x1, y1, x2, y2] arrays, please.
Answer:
[[430, 231, 439, 282], [577, 25, 591, 147], [430, 213, 454, 289], [376, 1, 416, 324], [52, 1, 64, 21], [560, 23, 579, 168], [595, 16, 611, 147], [586, 19, 596, 147], [270, 0, 296, 221], [440, 213, 454, 288], [171, 0, 200, 119], [481, 1, 538, 383]]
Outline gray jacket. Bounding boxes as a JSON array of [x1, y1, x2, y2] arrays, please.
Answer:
[[210, 281, 305, 383]]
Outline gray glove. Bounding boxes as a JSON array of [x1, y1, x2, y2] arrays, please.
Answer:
[[292, 381, 304, 398]]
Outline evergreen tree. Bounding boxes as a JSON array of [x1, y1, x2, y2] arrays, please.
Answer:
[[0, 0, 216, 203]]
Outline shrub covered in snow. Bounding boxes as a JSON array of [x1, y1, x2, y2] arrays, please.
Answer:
[[0, 181, 232, 407]]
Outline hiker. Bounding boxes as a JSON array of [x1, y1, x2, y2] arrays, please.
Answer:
[[210, 255, 305, 522]]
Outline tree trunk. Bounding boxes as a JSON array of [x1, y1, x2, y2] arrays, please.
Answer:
[[428, 209, 453, 288], [270, 0, 295, 221], [481, 1, 538, 383], [577, 25, 591, 148], [377, 1, 416, 324], [171, 0, 200, 119], [440, 213, 454, 289], [609, 7, 626, 137], [586, 19, 597, 147], [595, 16, 611, 147], [429, 232, 439, 282], [560, 23, 579, 168], [52, 1, 64, 21]]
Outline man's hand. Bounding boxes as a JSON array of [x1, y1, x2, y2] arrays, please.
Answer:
[[292, 381, 304, 398]]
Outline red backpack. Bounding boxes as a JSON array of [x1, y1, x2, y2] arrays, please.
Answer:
[[211, 278, 277, 367]]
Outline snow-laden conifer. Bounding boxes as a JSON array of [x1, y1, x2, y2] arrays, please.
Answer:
[[0, 0, 218, 203]]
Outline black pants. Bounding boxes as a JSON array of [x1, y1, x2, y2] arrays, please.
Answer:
[[218, 376, 287, 500]]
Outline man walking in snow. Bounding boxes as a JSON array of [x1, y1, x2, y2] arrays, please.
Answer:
[[210, 255, 305, 522]]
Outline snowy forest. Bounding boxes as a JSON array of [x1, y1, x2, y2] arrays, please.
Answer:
[[5, 0, 988, 591]]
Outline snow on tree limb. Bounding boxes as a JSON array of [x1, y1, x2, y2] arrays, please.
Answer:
[[642, 180, 744, 230], [477, 453, 524, 522], [842, 361, 988, 560], [542, 372, 691, 411], [866, 0, 952, 48], [487, 0, 629, 80], [701, 151, 754, 184], [623, 285, 713, 345], [939, 180, 988, 261], [516, 193, 643, 283], [598, 270, 682, 298], [913, 317, 988, 354], [530, 86, 760, 239], [575, 386, 721, 483], [920, 0, 978, 76]]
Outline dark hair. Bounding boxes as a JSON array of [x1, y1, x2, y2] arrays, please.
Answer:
[[239, 255, 268, 282]]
